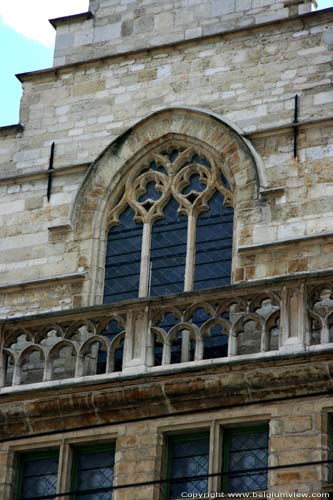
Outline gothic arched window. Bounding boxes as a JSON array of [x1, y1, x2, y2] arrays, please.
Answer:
[[103, 143, 233, 304]]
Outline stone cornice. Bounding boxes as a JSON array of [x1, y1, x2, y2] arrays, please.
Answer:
[[239, 232, 333, 252], [245, 117, 333, 140], [0, 163, 89, 186], [49, 11, 93, 29], [0, 272, 86, 294], [0, 352, 332, 440], [16, 8, 333, 83], [0, 124, 24, 136]]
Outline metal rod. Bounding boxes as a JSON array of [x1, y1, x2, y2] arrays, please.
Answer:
[[293, 94, 299, 160], [47, 142, 55, 201]]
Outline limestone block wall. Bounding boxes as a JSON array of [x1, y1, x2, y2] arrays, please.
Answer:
[[6, 12, 331, 176], [52, 0, 315, 66], [0, 395, 330, 498], [0, 8, 332, 316]]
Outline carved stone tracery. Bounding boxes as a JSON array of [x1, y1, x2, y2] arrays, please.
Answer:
[[104, 141, 234, 299], [308, 285, 333, 345], [107, 143, 233, 227]]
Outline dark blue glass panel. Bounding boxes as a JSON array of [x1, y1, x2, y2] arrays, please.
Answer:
[[138, 181, 162, 203], [182, 174, 206, 195], [150, 198, 187, 297], [156, 312, 179, 331], [181, 153, 211, 169], [103, 206, 142, 304], [100, 320, 123, 341], [154, 337, 164, 366], [169, 435, 209, 499], [191, 153, 210, 167], [225, 428, 268, 493], [167, 150, 179, 163], [75, 448, 114, 500], [170, 335, 195, 364], [190, 307, 211, 327], [203, 324, 228, 359], [149, 159, 168, 175], [97, 320, 123, 374], [20, 454, 58, 500], [194, 191, 233, 290]]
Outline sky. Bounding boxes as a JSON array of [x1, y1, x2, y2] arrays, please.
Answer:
[[0, 0, 332, 127]]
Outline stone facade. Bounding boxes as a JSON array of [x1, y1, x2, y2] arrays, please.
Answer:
[[0, 4, 332, 316], [0, 0, 333, 497], [52, 0, 315, 65]]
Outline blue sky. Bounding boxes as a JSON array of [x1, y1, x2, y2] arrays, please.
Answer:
[[0, 0, 332, 127]]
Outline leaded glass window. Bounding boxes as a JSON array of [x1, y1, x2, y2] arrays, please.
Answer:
[[16, 450, 59, 500], [150, 198, 187, 296], [167, 433, 209, 499], [194, 191, 233, 290], [103, 143, 233, 303], [71, 444, 115, 500], [222, 426, 268, 493], [104, 206, 142, 304]]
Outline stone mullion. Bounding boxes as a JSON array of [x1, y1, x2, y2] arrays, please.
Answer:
[[181, 213, 197, 364], [184, 213, 197, 292], [209, 420, 221, 493], [57, 442, 73, 500], [280, 283, 305, 352], [139, 221, 152, 298]]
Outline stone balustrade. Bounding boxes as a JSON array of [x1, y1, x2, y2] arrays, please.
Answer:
[[1, 272, 332, 392]]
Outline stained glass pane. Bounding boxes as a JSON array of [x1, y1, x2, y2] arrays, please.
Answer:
[[74, 447, 115, 500], [104, 206, 142, 304], [169, 434, 209, 499], [224, 427, 268, 493], [194, 191, 233, 290], [150, 198, 187, 297], [19, 452, 58, 500]]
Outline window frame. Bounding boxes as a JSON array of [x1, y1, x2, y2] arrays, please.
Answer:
[[222, 423, 269, 494], [103, 140, 234, 304], [70, 442, 116, 500], [7, 431, 118, 500], [16, 448, 59, 500], [158, 417, 270, 500], [165, 431, 210, 500]]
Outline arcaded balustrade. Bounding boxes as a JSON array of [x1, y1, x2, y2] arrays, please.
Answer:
[[1, 273, 332, 390]]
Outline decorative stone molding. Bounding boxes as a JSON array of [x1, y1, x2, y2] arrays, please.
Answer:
[[0, 353, 331, 440], [1, 272, 333, 392]]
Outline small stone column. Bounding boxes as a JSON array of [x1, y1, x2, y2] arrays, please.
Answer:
[[280, 284, 306, 352], [122, 305, 151, 374]]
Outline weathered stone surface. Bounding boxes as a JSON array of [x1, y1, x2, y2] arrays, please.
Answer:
[[0, 2, 332, 495]]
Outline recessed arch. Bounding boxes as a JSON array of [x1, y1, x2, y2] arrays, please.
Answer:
[[70, 107, 266, 306]]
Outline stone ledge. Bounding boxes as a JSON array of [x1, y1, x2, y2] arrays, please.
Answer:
[[239, 232, 333, 252], [0, 353, 332, 439], [1, 268, 333, 325], [49, 11, 93, 29], [0, 163, 89, 185], [245, 117, 333, 139], [0, 124, 24, 136], [2, 344, 333, 397], [0, 272, 86, 294], [259, 187, 286, 197], [47, 221, 72, 232]]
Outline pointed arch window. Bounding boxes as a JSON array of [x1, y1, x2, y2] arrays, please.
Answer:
[[103, 143, 233, 304]]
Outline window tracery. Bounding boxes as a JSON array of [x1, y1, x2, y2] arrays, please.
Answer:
[[103, 142, 234, 303]]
